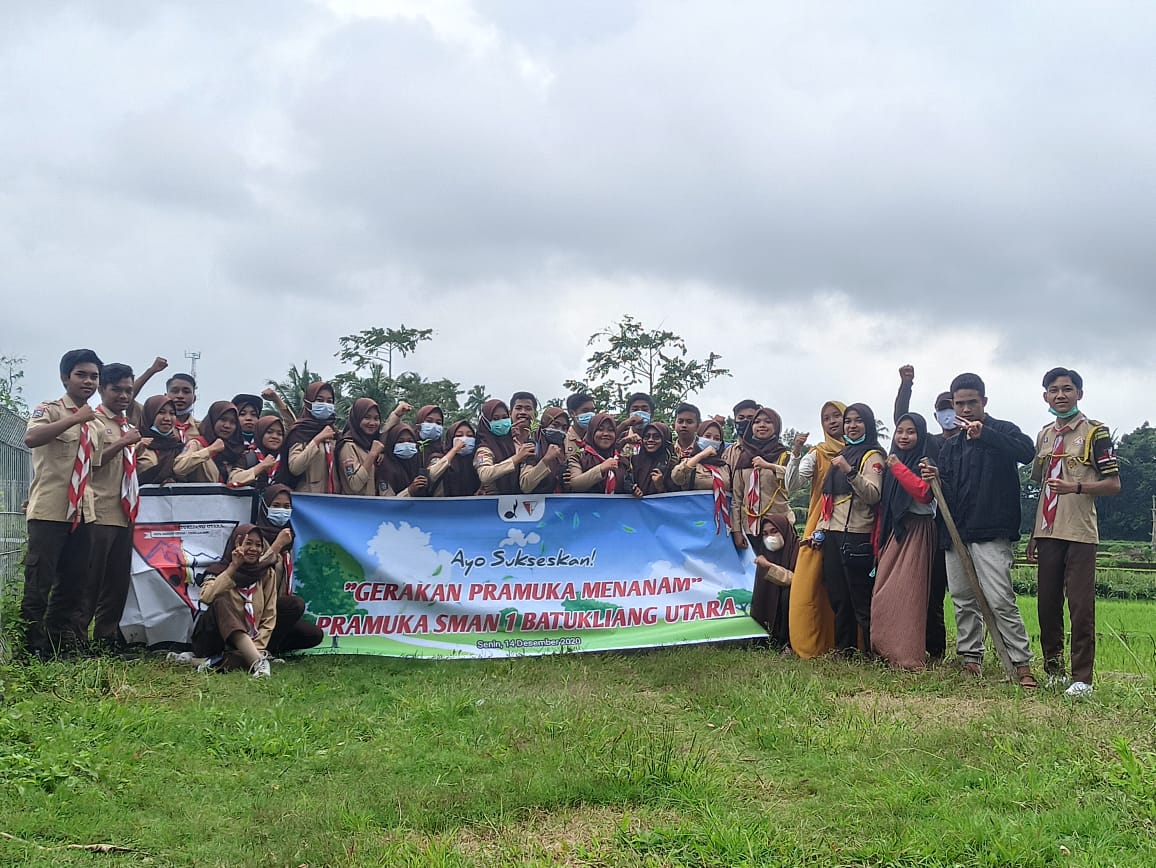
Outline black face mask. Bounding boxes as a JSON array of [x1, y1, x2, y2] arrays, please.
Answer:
[[735, 419, 752, 438], [543, 428, 567, 447]]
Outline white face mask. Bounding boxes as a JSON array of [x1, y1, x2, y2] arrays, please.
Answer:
[[934, 408, 958, 430], [762, 534, 785, 552], [309, 401, 336, 420]]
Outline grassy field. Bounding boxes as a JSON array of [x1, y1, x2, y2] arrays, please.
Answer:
[[2, 597, 1154, 867]]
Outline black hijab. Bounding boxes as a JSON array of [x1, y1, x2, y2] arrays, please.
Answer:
[[880, 412, 935, 543], [631, 422, 673, 495], [821, 402, 884, 500]]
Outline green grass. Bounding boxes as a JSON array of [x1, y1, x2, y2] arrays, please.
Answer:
[[2, 598, 1155, 867]]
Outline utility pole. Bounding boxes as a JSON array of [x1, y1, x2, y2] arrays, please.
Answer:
[[184, 350, 201, 380]]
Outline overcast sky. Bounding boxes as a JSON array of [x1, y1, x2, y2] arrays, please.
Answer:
[[3, 0, 1154, 439]]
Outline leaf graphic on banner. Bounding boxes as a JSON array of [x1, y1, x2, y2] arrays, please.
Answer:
[[540, 541, 547, 554], [694, 521, 706, 527], [622, 525, 636, 533], [503, 575, 515, 582], [555, 511, 565, 520], [592, 512, 601, 518], [572, 514, 580, 529], [432, 564, 443, 577]]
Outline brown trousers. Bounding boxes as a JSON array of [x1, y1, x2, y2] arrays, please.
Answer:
[[1036, 538, 1097, 683], [75, 524, 134, 644]]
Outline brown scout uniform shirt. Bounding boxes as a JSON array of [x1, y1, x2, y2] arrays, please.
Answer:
[[25, 396, 103, 523], [89, 405, 134, 527], [1031, 414, 1117, 545]]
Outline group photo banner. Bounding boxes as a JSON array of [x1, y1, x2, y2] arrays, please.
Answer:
[[292, 490, 764, 658]]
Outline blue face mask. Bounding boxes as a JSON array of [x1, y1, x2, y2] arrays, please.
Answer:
[[697, 437, 722, 452], [1048, 405, 1080, 419], [844, 434, 866, 445], [393, 442, 419, 459], [309, 401, 336, 420], [488, 418, 513, 437], [576, 412, 595, 430], [265, 507, 292, 527], [150, 425, 174, 439], [419, 421, 444, 440], [457, 436, 476, 455], [633, 410, 652, 425]]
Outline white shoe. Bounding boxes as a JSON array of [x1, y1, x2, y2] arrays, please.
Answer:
[[1044, 673, 1070, 689], [250, 658, 271, 679], [166, 651, 196, 664], [196, 658, 218, 673], [1064, 681, 1093, 698]]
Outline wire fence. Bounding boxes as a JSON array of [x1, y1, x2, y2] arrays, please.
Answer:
[[0, 405, 31, 632]]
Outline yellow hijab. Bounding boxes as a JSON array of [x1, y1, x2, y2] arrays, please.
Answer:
[[812, 400, 847, 460]]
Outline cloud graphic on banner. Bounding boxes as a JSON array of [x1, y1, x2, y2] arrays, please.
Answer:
[[367, 521, 454, 584], [499, 528, 541, 548]]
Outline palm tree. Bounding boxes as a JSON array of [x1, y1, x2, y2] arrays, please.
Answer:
[[267, 362, 323, 419]]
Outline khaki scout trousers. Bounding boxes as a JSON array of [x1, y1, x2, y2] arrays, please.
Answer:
[[945, 538, 1033, 667]]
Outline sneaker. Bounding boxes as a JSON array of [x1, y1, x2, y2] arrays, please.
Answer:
[[197, 655, 223, 673], [166, 651, 196, 664], [1064, 681, 1093, 698], [1044, 673, 1070, 689], [250, 658, 271, 679]]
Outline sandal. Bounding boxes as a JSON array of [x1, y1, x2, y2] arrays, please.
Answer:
[[1015, 666, 1038, 690]]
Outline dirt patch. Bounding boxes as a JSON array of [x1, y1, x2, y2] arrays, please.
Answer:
[[842, 689, 1056, 726], [452, 805, 677, 865]]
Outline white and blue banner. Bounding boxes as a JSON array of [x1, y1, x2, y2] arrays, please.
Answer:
[[291, 490, 763, 658]]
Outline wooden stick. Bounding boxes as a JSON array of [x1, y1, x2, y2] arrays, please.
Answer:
[[925, 466, 1018, 681]]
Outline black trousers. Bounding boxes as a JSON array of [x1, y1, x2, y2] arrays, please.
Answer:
[[22, 519, 93, 651], [925, 548, 948, 659], [269, 594, 324, 655], [821, 531, 875, 652], [74, 524, 134, 644]]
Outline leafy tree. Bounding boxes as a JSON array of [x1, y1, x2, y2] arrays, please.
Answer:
[[267, 362, 324, 419], [294, 540, 369, 620], [336, 326, 434, 381], [562, 316, 730, 421], [0, 354, 27, 415], [1098, 423, 1156, 541], [717, 588, 753, 615]]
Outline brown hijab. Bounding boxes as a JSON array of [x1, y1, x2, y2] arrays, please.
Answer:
[[476, 399, 517, 464], [415, 405, 445, 464], [276, 381, 335, 486], [139, 395, 182, 484], [196, 401, 244, 478], [339, 398, 381, 454], [734, 406, 788, 470], [378, 423, 424, 495], [691, 419, 727, 467], [439, 420, 480, 497], [203, 524, 268, 588]]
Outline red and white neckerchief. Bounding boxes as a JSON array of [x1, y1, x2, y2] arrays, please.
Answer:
[[173, 416, 193, 444], [280, 550, 294, 595], [237, 583, 259, 638], [704, 465, 732, 534], [744, 467, 762, 535], [323, 441, 336, 493], [65, 405, 93, 530], [581, 442, 618, 493], [1040, 422, 1074, 530], [677, 442, 695, 459], [102, 407, 140, 522]]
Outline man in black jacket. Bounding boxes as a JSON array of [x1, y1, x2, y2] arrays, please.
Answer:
[[922, 373, 1038, 688]]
